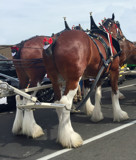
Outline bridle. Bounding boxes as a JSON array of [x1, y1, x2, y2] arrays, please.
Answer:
[[100, 19, 126, 41]]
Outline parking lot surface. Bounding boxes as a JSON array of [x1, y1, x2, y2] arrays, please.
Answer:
[[0, 78, 136, 160]]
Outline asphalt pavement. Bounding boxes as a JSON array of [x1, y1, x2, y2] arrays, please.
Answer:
[[0, 77, 136, 160]]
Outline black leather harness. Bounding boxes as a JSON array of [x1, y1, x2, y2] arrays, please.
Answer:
[[89, 33, 111, 68]]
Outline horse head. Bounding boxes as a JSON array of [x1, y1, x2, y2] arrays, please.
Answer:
[[101, 14, 136, 66], [100, 13, 125, 41]]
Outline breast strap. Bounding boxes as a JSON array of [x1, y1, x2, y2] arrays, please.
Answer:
[[89, 33, 111, 68]]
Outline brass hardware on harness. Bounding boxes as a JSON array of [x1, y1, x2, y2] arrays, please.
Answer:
[[63, 17, 66, 21], [110, 56, 114, 62]]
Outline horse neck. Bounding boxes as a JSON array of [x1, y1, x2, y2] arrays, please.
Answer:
[[119, 39, 136, 65]]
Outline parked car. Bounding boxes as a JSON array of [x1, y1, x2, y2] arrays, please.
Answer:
[[0, 54, 17, 78]]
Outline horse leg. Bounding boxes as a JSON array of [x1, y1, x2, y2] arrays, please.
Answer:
[[82, 80, 94, 116], [12, 95, 24, 135], [22, 85, 44, 138], [13, 91, 44, 138], [12, 70, 28, 135], [13, 74, 44, 138], [83, 87, 94, 116], [73, 90, 78, 103], [56, 81, 83, 148], [91, 85, 104, 122], [118, 90, 125, 99], [77, 85, 82, 101], [72, 85, 82, 111], [110, 70, 129, 122]]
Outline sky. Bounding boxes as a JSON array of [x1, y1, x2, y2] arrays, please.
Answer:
[[0, 0, 136, 45]]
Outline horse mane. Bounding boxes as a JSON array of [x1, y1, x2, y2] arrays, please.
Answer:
[[126, 38, 135, 45]]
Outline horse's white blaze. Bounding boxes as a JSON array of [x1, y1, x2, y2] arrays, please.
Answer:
[[56, 87, 83, 148], [112, 90, 129, 122], [12, 95, 23, 134], [91, 85, 104, 122], [83, 87, 94, 116]]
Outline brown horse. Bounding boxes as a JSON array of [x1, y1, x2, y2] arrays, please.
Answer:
[[42, 22, 129, 148], [101, 14, 136, 99], [101, 13, 136, 66], [84, 14, 136, 117], [12, 36, 46, 138], [11, 18, 73, 139]]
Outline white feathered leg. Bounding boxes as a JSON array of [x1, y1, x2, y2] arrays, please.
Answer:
[[118, 90, 125, 99], [112, 90, 129, 122], [83, 87, 94, 116], [22, 108, 44, 138], [12, 95, 23, 135], [91, 85, 104, 122], [56, 88, 83, 148], [22, 91, 44, 138]]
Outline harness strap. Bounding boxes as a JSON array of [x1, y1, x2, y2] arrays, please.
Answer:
[[101, 25, 114, 56], [89, 34, 111, 68]]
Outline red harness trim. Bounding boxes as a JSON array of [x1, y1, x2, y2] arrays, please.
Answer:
[[72, 25, 75, 30], [102, 25, 114, 55], [11, 46, 19, 51], [43, 37, 53, 45], [114, 23, 118, 29]]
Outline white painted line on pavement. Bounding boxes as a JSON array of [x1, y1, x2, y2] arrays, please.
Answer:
[[102, 83, 136, 93], [119, 84, 136, 89], [37, 120, 136, 160]]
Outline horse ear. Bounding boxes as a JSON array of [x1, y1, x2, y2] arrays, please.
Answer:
[[112, 13, 115, 20]]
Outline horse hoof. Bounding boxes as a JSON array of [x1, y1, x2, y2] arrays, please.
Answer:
[[119, 93, 125, 99], [22, 123, 44, 138], [91, 112, 104, 122], [84, 105, 94, 116], [57, 131, 83, 148], [12, 127, 22, 135], [31, 125, 44, 138], [113, 111, 129, 122]]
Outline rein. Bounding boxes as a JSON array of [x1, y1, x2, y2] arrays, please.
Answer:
[[0, 46, 43, 51], [0, 58, 43, 61], [0, 58, 45, 69]]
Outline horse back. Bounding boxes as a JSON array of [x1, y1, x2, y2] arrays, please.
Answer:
[[14, 36, 46, 88], [20, 36, 45, 59]]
